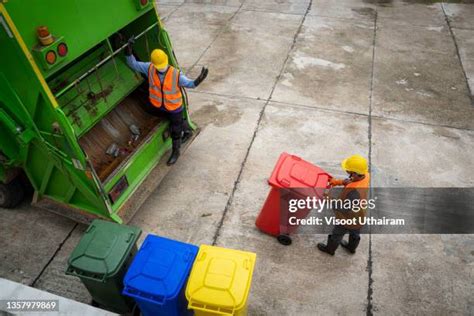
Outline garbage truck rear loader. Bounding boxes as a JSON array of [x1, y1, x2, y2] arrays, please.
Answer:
[[0, 0, 195, 223]]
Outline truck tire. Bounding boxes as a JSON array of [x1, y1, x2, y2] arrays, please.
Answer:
[[0, 177, 25, 208]]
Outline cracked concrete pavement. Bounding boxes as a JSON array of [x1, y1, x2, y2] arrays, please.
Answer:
[[1, 0, 473, 315]]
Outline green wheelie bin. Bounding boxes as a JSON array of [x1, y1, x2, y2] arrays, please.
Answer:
[[66, 219, 142, 314]]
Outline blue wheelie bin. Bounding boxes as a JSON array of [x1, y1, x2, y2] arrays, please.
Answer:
[[122, 235, 198, 316]]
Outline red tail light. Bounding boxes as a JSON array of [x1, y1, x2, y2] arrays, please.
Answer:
[[57, 43, 68, 57]]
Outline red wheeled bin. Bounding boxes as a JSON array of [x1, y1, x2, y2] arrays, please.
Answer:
[[255, 152, 332, 245]]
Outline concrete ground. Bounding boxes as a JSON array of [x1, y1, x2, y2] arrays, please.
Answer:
[[1, 0, 474, 315]]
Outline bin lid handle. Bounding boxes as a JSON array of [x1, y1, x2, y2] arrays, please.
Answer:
[[198, 252, 207, 261], [126, 232, 135, 243], [280, 178, 291, 187]]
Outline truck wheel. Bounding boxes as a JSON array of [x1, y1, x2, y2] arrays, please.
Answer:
[[0, 178, 25, 208]]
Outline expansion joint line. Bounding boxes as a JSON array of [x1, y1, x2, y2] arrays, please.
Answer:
[[441, 3, 473, 106], [188, 0, 247, 73], [160, 2, 186, 23], [30, 224, 78, 288], [367, 8, 377, 316], [211, 0, 313, 245]]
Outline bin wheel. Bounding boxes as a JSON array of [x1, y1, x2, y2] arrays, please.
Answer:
[[277, 234, 292, 246], [0, 178, 24, 209], [132, 304, 142, 316]]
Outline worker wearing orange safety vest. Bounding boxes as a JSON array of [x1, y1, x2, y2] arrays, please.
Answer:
[[318, 155, 370, 256], [125, 37, 208, 165]]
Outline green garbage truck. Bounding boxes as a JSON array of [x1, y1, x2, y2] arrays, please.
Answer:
[[0, 0, 196, 223]]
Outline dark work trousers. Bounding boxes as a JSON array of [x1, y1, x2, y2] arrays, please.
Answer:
[[146, 105, 184, 144], [132, 84, 186, 142], [168, 111, 184, 142], [329, 224, 360, 244]]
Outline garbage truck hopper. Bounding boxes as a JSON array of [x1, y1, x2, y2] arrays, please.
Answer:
[[0, 0, 197, 223]]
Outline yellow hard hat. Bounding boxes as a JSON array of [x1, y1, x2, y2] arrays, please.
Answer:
[[150, 49, 168, 69], [341, 154, 368, 175]]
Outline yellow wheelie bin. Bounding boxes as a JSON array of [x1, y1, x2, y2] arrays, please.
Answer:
[[185, 245, 256, 316]]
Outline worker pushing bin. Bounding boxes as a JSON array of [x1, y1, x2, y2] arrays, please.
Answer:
[[66, 220, 141, 314], [186, 245, 256, 316], [122, 235, 198, 316], [255, 152, 332, 245]]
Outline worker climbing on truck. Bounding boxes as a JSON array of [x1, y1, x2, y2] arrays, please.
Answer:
[[317, 155, 370, 256], [124, 36, 208, 165]]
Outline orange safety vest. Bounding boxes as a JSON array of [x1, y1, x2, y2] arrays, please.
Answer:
[[334, 173, 371, 230], [148, 64, 183, 112]]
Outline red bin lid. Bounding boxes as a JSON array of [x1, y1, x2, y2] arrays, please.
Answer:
[[268, 153, 331, 191]]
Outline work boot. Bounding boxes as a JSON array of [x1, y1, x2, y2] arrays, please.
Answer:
[[182, 129, 192, 144], [341, 235, 360, 254], [317, 235, 339, 256], [167, 139, 181, 166]]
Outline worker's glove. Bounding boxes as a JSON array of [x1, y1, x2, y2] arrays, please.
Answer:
[[194, 67, 209, 87], [329, 178, 344, 187], [125, 36, 135, 56], [342, 178, 352, 186]]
